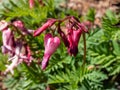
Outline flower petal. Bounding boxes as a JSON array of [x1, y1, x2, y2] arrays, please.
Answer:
[[41, 33, 60, 70], [44, 33, 52, 47], [72, 29, 82, 45], [41, 55, 50, 70], [45, 36, 60, 56], [2, 28, 15, 51]]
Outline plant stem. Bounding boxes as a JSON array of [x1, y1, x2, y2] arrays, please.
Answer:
[[82, 32, 86, 66]]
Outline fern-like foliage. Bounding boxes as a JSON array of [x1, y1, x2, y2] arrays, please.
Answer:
[[102, 10, 120, 40], [88, 10, 120, 82], [48, 65, 107, 90], [0, 0, 55, 28], [0, 0, 120, 89]]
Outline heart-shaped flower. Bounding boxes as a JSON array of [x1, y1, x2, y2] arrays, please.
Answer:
[[41, 33, 60, 70]]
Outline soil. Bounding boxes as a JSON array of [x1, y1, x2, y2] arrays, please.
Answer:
[[60, 0, 120, 26]]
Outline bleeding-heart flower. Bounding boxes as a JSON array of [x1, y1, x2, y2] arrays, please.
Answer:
[[5, 40, 33, 74], [67, 29, 82, 56], [0, 20, 33, 74], [34, 19, 56, 37], [0, 20, 15, 55], [58, 17, 87, 56], [41, 33, 60, 70]]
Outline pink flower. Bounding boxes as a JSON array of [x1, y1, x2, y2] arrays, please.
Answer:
[[24, 45, 33, 65], [4, 41, 24, 74], [58, 24, 69, 47], [14, 41, 32, 65], [5, 55, 20, 74], [41, 33, 60, 70], [0, 20, 15, 55], [13, 20, 34, 35], [5, 41, 33, 74], [29, 0, 35, 9], [58, 19, 85, 56], [33, 19, 56, 37], [71, 16, 88, 32], [0, 20, 33, 74], [67, 29, 82, 56]]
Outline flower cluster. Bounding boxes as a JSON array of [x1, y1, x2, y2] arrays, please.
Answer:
[[34, 16, 89, 55], [0, 16, 90, 74], [33, 16, 90, 69], [0, 20, 33, 74], [34, 19, 60, 70]]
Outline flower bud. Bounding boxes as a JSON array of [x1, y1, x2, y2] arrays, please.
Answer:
[[34, 19, 56, 36]]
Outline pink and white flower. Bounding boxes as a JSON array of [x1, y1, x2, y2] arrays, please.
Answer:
[[5, 40, 33, 74], [0, 20, 15, 55], [41, 33, 60, 70], [0, 20, 33, 74]]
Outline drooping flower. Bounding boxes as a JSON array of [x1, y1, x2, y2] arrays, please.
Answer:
[[41, 33, 60, 70], [58, 17, 87, 56], [13, 20, 34, 35], [67, 28, 82, 56], [33, 19, 56, 37], [5, 40, 33, 74], [5, 41, 24, 74], [58, 23, 69, 47], [14, 41, 32, 64], [24, 45, 33, 65], [0, 20, 33, 74], [0, 20, 15, 55]]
